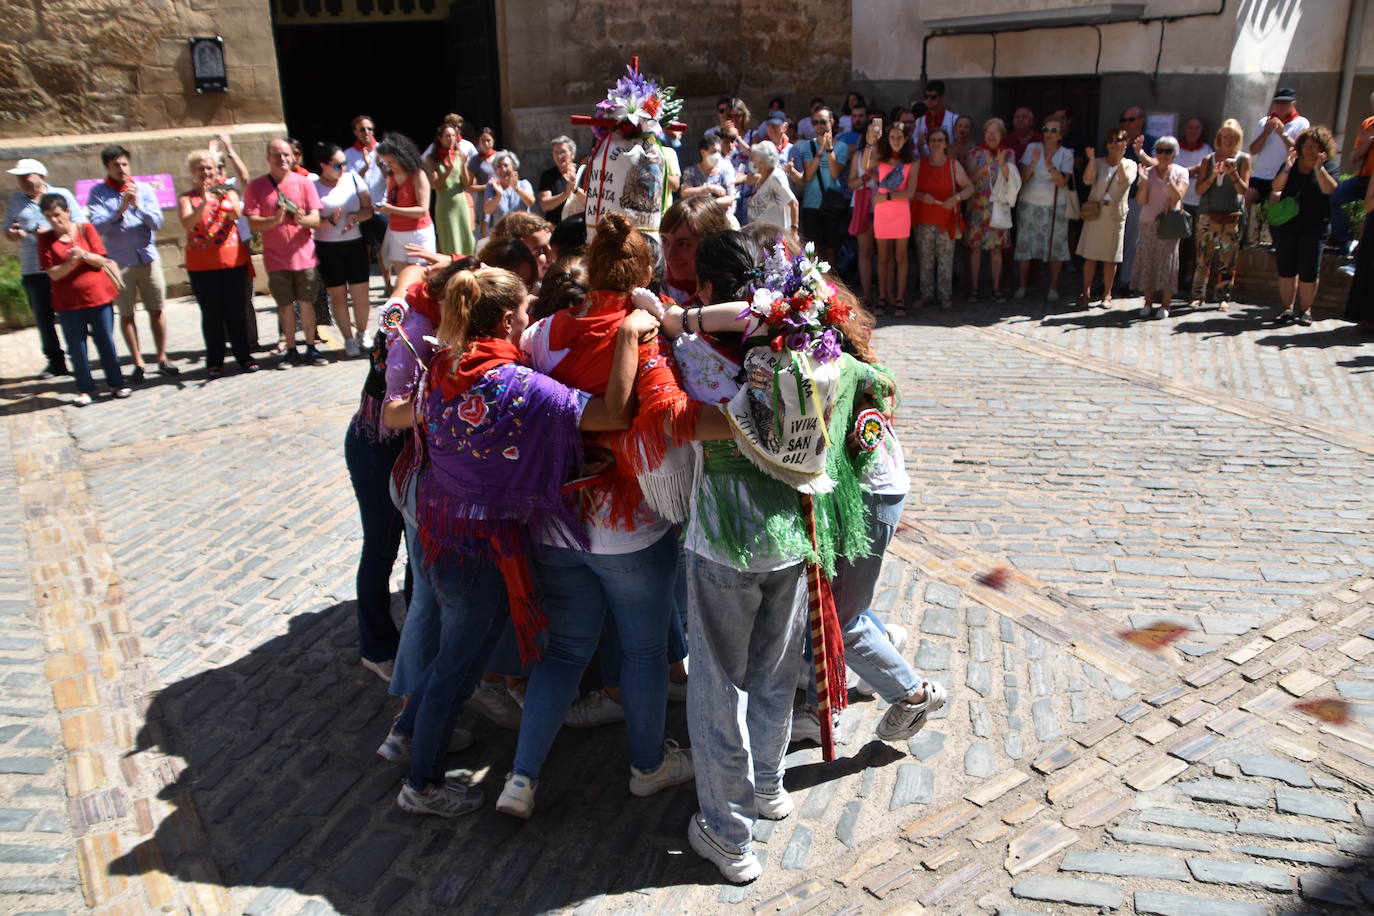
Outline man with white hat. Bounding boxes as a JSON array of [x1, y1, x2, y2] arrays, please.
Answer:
[[4, 159, 83, 378]]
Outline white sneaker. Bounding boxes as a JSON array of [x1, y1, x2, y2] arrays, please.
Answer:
[[344, 337, 361, 358], [495, 772, 536, 818], [396, 780, 483, 817], [688, 814, 761, 883], [377, 721, 473, 762], [755, 787, 794, 820], [855, 622, 910, 696], [1156, 307, 1170, 318], [73, 393, 93, 407], [629, 740, 695, 796], [361, 658, 393, 682], [564, 689, 624, 728], [466, 680, 523, 729], [876, 680, 949, 742], [112, 387, 132, 399], [790, 705, 842, 745], [1139, 305, 1153, 317]]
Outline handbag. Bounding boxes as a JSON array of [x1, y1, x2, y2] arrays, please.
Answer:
[[1265, 196, 1299, 227], [1079, 199, 1101, 221], [1156, 208, 1192, 240], [848, 186, 873, 235]]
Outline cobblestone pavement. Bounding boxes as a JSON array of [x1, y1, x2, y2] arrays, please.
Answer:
[[0, 288, 1370, 915]]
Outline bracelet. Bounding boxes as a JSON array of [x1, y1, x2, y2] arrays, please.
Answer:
[[695, 305, 705, 335]]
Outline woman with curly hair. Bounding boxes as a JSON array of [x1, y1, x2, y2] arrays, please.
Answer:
[[375, 133, 434, 272], [1268, 125, 1339, 325]]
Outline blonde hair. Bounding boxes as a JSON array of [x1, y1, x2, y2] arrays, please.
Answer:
[[437, 267, 528, 358], [1215, 118, 1244, 148], [981, 118, 1006, 141], [185, 149, 222, 174]]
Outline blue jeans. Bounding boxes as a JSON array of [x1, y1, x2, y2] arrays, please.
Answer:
[[687, 552, 807, 854], [22, 273, 64, 369], [390, 484, 442, 697], [513, 530, 679, 777], [599, 541, 689, 689], [56, 304, 123, 394], [1330, 175, 1369, 245], [805, 491, 920, 707], [343, 422, 406, 664], [395, 549, 509, 789]]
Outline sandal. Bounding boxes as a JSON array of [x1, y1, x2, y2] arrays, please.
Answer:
[[206, 366, 223, 380], [875, 298, 889, 315], [270, 339, 290, 357], [893, 302, 908, 317], [1277, 309, 1295, 323], [992, 290, 1007, 304], [1101, 296, 1114, 309], [1076, 293, 1091, 309], [1296, 311, 1313, 326]]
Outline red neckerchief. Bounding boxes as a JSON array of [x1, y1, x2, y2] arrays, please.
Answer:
[[435, 336, 521, 399], [292, 165, 310, 177], [547, 290, 627, 395], [975, 143, 1003, 159], [478, 148, 496, 161], [440, 146, 458, 166], [352, 140, 376, 154], [1179, 137, 1205, 152], [104, 176, 129, 192], [924, 107, 945, 132], [1270, 106, 1300, 124], [405, 281, 441, 326]]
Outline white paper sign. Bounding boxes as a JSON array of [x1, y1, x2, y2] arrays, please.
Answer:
[[583, 132, 665, 235], [1146, 113, 1176, 140]]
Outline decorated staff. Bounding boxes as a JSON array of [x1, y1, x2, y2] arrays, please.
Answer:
[[569, 58, 685, 236]]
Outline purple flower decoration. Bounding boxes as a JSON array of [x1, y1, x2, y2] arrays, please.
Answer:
[[786, 332, 810, 352], [811, 328, 842, 364]]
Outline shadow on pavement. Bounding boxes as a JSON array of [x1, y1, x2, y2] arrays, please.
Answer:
[[108, 599, 897, 913]]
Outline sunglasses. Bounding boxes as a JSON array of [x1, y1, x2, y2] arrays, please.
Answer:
[[328, 160, 346, 168], [358, 126, 375, 132], [1108, 135, 1128, 142], [717, 107, 728, 114], [923, 93, 940, 100], [1119, 116, 1142, 123], [1042, 126, 1060, 133], [811, 119, 830, 126], [1155, 148, 1176, 155]]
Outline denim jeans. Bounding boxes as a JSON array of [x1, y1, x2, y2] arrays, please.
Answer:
[[56, 304, 124, 394], [22, 272, 64, 369], [686, 551, 807, 854], [390, 483, 442, 697], [805, 491, 919, 706], [343, 422, 406, 664], [600, 540, 689, 689], [1330, 175, 1369, 245], [513, 530, 679, 777], [395, 549, 509, 789]]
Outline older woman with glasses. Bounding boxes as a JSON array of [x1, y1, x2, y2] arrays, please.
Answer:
[[1132, 136, 1191, 318], [1076, 131, 1138, 307], [1013, 117, 1074, 300], [482, 151, 535, 235]]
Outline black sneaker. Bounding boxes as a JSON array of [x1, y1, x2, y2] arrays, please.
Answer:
[[305, 346, 329, 366], [277, 349, 301, 370], [158, 361, 181, 376], [130, 365, 146, 384]]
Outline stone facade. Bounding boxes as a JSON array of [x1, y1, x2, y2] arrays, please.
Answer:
[[0, 0, 284, 138]]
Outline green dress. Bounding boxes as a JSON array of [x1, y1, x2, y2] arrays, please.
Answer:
[[433, 158, 475, 256]]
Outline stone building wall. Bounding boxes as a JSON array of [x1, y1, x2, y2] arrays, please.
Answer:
[[500, 0, 852, 174], [0, 0, 284, 139]]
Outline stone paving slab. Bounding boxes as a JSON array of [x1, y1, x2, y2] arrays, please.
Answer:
[[1, 289, 1372, 915]]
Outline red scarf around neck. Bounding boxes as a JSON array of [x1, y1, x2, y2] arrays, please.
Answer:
[[353, 139, 376, 154], [105, 176, 130, 192], [1270, 106, 1301, 124], [1179, 137, 1205, 152], [478, 148, 496, 161], [924, 107, 945, 132], [405, 281, 442, 326], [440, 336, 521, 399]]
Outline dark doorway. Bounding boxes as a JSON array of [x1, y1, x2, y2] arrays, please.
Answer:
[[998, 77, 1101, 153], [270, 0, 501, 159]]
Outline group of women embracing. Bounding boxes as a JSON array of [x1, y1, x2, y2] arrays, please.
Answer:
[[343, 208, 946, 885]]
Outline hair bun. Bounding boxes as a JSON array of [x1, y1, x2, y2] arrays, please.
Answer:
[[597, 212, 633, 245]]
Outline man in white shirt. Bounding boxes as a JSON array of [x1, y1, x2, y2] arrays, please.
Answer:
[[914, 81, 959, 156], [1247, 87, 1309, 243]]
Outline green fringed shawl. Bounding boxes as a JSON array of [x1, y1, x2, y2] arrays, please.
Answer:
[[694, 355, 895, 576]]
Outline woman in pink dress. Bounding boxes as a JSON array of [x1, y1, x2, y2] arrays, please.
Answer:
[[871, 122, 915, 314]]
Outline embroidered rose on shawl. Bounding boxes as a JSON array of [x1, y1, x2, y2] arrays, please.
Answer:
[[457, 393, 489, 427], [502, 446, 520, 460]]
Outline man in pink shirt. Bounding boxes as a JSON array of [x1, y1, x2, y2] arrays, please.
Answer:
[[244, 139, 326, 367]]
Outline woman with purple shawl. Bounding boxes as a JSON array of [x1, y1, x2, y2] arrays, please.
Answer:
[[380, 265, 658, 817]]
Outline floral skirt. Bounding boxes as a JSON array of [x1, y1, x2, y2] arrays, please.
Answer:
[[963, 188, 1008, 250], [1013, 202, 1069, 261], [1132, 220, 1180, 296]]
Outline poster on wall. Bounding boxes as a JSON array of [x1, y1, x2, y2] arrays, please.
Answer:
[[1146, 113, 1176, 140], [190, 37, 228, 94], [73, 175, 177, 210]]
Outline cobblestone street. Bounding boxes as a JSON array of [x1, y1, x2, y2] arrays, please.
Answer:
[[1, 287, 1372, 916]]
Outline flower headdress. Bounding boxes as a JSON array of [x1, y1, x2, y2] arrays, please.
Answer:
[[589, 66, 684, 141], [743, 242, 853, 364]]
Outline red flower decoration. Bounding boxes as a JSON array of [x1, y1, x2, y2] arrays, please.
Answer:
[[769, 334, 785, 352], [643, 95, 662, 118], [975, 566, 1011, 590], [456, 393, 489, 427], [502, 446, 520, 460], [825, 300, 854, 327]]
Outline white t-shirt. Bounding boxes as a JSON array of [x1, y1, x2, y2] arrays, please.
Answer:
[[1251, 115, 1309, 180], [343, 145, 388, 203], [915, 109, 960, 156], [861, 423, 910, 496], [1175, 143, 1213, 206], [747, 167, 796, 228], [520, 316, 673, 554], [311, 172, 366, 243], [1017, 143, 1074, 206]]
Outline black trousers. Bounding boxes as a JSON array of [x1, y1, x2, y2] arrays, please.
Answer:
[[190, 265, 255, 368]]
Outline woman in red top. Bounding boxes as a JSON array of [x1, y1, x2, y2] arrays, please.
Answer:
[[911, 127, 972, 310], [179, 150, 258, 377], [37, 194, 130, 404], [375, 134, 435, 273]]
